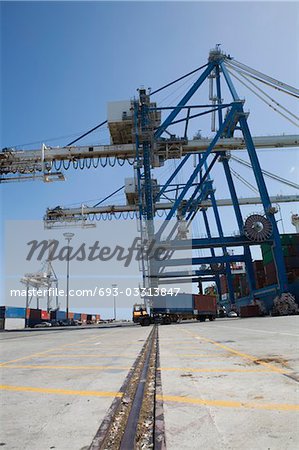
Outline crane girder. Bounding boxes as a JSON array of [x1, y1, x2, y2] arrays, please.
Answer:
[[44, 194, 299, 227], [1, 134, 298, 179]]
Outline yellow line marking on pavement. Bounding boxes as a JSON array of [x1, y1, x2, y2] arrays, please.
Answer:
[[1, 385, 298, 412], [2, 364, 131, 371], [182, 330, 289, 374], [157, 394, 299, 412], [179, 354, 231, 358], [158, 367, 276, 373], [0, 385, 122, 398]]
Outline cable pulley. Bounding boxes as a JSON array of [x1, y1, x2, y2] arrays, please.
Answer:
[[243, 214, 273, 242]]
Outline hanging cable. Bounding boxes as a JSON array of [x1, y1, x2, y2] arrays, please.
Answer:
[[226, 59, 299, 98], [151, 63, 209, 95], [232, 67, 299, 122], [226, 68, 299, 127], [93, 185, 125, 207], [53, 160, 62, 170], [66, 120, 108, 146], [158, 71, 200, 106], [231, 155, 299, 190], [229, 166, 259, 194]]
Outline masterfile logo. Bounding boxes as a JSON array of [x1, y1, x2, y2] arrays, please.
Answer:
[[26, 237, 171, 266]]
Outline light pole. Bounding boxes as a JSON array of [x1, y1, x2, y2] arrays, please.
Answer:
[[63, 233, 74, 321], [112, 283, 117, 321]]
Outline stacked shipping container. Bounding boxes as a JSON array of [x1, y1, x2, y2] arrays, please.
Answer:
[[1, 308, 100, 329], [0, 306, 26, 330], [261, 234, 299, 286]]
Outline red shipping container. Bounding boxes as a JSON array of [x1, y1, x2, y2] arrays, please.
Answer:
[[265, 261, 277, 285], [81, 313, 87, 321], [240, 305, 260, 318], [68, 312, 74, 319], [285, 256, 299, 270], [41, 310, 49, 320], [193, 295, 217, 314], [29, 309, 41, 319], [220, 275, 228, 294]]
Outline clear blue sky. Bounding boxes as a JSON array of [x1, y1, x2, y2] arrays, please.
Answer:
[[1, 1, 298, 317]]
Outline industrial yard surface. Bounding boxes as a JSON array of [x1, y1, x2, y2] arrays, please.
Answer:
[[1, 316, 298, 450]]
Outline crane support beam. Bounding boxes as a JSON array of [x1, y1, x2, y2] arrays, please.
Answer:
[[156, 255, 246, 268], [1, 134, 298, 177], [158, 277, 216, 284], [152, 270, 225, 278], [44, 194, 299, 225], [155, 236, 272, 251]]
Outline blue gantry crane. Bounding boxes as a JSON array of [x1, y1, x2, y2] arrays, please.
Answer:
[[2, 47, 299, 307]]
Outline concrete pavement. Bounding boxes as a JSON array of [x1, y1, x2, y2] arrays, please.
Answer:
[[1, 316, 299, 449], [159, 316, 299, 450], [0, 325, 151, 450]]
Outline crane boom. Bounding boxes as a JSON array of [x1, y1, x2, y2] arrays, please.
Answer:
[[1, 134, 298, 181], [44, 194, 299, 227]]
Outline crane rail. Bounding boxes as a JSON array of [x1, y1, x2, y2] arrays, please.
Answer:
[[89, 325, 165, 450]]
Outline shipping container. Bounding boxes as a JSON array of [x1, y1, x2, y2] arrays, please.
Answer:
[[4, 318, 26, 330], [73, 313, 81, 321], [153, 293, 193, 311], [150, 293, 216, 324], [68, 312, 74, 319], [220, 275, 228, 294], [193, 295, 217, 314], [81, 313, 87, 322], [253, 260, 266, 289], [0, 307, 5, 319], [264, 261, 277, 286], [262, 249, 274, 265], [29, 309, 42, 320], [262, 234, 299, 266], [284, 256, 299, 270], [281, 233, 299, 246], [56, 310, 66, 320], [41, 310, 49, 320], [0, 307, 26, 319], [240, 305, 261, 318], [28, 309, 42, 327]]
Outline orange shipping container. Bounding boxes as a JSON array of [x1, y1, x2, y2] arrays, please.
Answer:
[[68, 312, 74, 319]]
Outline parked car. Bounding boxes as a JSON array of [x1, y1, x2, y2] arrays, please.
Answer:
[[34, 322, 52, 328], [73, 320, 82, 326], [227, 311, 238, 318]]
